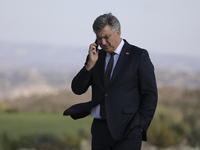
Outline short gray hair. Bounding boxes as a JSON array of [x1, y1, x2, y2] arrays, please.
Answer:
[[93, 13, 121, 34]]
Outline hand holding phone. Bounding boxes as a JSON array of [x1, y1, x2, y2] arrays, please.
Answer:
[[86, 40, 99, 71]]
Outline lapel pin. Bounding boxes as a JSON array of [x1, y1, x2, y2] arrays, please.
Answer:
[[126, 52, 129, 54]]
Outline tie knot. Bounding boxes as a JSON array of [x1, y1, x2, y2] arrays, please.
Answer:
[[110, 52, 115, 57]]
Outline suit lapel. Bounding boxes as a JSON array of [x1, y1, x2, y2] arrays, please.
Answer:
[[97, 40, 132, 90], [108, 41, 132, 88], [97, 50, 106, 86]]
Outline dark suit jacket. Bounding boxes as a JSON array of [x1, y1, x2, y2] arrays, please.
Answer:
[[64, 39, 157, 141]]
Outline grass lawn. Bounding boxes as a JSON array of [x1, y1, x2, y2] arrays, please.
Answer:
[[0, 112, 93, 143]]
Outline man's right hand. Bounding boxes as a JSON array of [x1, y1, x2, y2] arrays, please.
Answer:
[[85, 42, 99, 71]]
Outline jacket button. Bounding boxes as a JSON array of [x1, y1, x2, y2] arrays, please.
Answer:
[[105, 94, 108, 96]]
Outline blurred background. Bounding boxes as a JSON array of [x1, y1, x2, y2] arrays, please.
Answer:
[[0, 0, 200, 150]]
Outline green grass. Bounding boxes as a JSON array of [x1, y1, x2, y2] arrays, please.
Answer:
[[0, 112, 93, 141]]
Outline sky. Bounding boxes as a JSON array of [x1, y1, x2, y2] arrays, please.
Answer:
[[0, 0, 200, 57]]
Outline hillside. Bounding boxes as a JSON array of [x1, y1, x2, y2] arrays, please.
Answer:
[[1, 86, 199, 115], [0, 68, 200, 101], [1, 41, 200, 100], [1, 41, 200, 73]]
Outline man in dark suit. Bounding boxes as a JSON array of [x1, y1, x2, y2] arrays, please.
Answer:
[[64, 13, 157, 150]]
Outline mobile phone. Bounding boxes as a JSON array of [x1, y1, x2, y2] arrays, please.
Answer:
[[95, 39, 99, 50]]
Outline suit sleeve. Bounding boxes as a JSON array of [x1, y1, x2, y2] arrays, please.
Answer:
[[138, 50, 158, 131], [71, 55, 93, 95]]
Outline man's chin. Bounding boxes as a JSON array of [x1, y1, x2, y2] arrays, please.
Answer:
[[103, 47, 114, 53], [104, 49, 112, 53]]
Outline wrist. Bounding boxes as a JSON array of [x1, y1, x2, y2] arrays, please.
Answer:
[[85, 61, 95, 71]]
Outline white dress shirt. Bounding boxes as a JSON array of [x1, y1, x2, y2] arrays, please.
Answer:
[[91, 39, 125, 118]]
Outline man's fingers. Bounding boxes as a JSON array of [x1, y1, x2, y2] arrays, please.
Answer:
[[89, 43, 97, 53]]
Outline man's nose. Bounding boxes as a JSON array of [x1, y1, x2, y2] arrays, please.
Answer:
[[101, 38, 107, 45]]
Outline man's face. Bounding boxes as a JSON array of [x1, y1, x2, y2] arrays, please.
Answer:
[[96, 25, 121, 53]]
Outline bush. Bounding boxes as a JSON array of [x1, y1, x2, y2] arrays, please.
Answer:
[[148, 103, 200, 148], [36, 133, 65, 150], [184, 115, 200, 148], [148, 114, 184, 148], [62, 133, 82, 150], [2, 132, 83, 150], [78, 129, 91, 140], [148, 104, 184, 148]]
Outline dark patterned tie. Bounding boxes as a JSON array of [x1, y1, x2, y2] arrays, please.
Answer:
[[100, 52, 115, 119]]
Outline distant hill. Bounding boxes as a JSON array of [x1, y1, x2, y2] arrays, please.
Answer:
[[0, 41, 200, 100], [151, 53, 200, 73], [0, 41, 87, 72], [1, 41, 200, 73]]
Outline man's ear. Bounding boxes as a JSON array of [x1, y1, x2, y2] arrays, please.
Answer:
[[116, 28, 120, 37]]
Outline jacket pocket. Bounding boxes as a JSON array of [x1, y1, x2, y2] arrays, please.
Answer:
[[123, 106, 139, 114]]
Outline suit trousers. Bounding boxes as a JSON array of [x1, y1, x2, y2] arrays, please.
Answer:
[[91, 119, 142, 150]]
